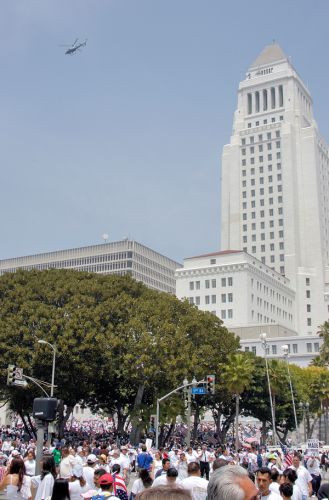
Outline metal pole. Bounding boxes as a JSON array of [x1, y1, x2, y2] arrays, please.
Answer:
[[264, 354, 277, 445], [155, 399, 160, 449], [286, 361, 299, 442], [186, 388, 191, 447], [51, 347, 56, 397], [35, 420, 47, 475]]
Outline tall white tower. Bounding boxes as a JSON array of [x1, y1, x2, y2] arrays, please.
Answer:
[[221, 43, 329, 335]]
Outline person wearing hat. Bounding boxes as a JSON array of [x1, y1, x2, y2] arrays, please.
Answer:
[[84, 454, 99, 490], [91, 473, 119, 499], [69, 464, 90, 500]]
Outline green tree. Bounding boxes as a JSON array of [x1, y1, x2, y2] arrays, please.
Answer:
[[221, 353, 254, 450]]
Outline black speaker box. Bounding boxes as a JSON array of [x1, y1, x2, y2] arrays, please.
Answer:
[[33, 398, 57, 421]]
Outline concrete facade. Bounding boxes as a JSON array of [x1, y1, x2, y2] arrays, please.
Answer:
[[220, 44, 329, 336], [0, 240, 181, 294]]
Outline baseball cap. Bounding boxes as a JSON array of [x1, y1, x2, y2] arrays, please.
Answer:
[[99, 473, 114, 486], [87, 453, 98, 463]]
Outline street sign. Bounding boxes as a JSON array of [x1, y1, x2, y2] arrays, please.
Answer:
[[191, 387, 206, 395]]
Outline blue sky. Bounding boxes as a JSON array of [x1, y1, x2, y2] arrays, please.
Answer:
[[1, 0, 329, 262]]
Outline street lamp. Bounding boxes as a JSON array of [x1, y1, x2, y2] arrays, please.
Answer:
[[260, 333, 277, 445], [281, 344, 299, 444], [38, 340, 56, 397]]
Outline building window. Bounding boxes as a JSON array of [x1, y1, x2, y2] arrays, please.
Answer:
[[189, 282, 194, 291], [228, 277, 233, 286], [307, 318, 312, 326], [221, 278, 226, 287], [189, 297, 194, 305], [272, 345, 277, 355], [205, 295, 210, 304], [221, 294, 226, 303], [271, 87, 276, 108], [221, 310, 226, 319], [306, 277, 310, 286], [252, 346, 257, 354], [314, 342, 319, 352], [247, 93, 252, 114], [245, 347, 250, 352], [211, 279, 216, 288], [205, 280, 210, 289], [292, 344, 298, 354], [255, 91, 260, 112], [228, 309, 233, 319], [307, 304, 311, 312], [228, 293, 233, 302], [195, 296, 200, 305], [279, 85, 284, 107], [210, 258, 216, 265], [211, 295, 216, 304], [263, 89, 268, 111], [306, 290, 311, 298], [196, 281, 200, 290], [307, 343, 312, 352]]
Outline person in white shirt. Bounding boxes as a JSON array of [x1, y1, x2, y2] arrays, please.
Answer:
[[181, 462, 208, 500], [256, 467, 281, 499], [281, 468, 302, 500], [59, 447, 75, 479], [119, 446, 131, 483], [152, 467, 181, 488], [32, 455, 56, 500], [186, 447, 198, 464], [290, 454, 312, 500], [83, 454, 98, 489], [307, 454, 321, 496], [170, 449, 180, 469], [24, 450, 36, 477], [198, 445, 211, 480], [177, 453, 188, 481], [131, 468, 153, 497], [69, 464, 90, 500]]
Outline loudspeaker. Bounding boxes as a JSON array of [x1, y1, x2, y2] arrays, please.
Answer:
[[33, 398, 58, 421]]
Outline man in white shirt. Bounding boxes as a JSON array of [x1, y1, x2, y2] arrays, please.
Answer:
[[119, 446, 130, 483], [152, 467, 181, 488], [307, 454, 321, 496], [198, 445, 212, 480], [256, 467, 281, 499], [290, 453, 312, 500], [181, 462, 208, 500]]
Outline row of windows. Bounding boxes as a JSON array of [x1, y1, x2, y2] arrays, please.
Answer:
[[244, 342, 320, 355], [242, 143, 281, 155], [250, 279, 292, 305], [242, 131, 280, 145], [244, 242, 285, 253], [242, 175, 282, 185], [247, 85, 284, 115], [242, 152, 282, 163], [246, 116, 284, 128], [242, 163, 282, 173], [189, 277, 233, 290], [188, 293, 233, 305], [242, 229, 285, 240]]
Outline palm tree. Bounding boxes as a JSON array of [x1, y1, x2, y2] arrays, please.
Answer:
[[222, 353, 254, 451]]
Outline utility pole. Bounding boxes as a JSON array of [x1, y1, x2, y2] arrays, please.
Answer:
[[186, 386, 192, 447]]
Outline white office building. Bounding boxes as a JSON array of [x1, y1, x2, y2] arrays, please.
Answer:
[[0, 240, 181, 294], [175, 249, 323, 365], [221, 43, 329, 336], [175, 250, 295, 328]]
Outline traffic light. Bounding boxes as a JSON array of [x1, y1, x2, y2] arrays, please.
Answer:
[[7, 365, 16, 386], [206, 374, 215, 394]]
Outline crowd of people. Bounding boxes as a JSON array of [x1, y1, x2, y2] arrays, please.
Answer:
[[0, 430, 328, 499]]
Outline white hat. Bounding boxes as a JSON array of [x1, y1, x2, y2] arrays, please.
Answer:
[[87, 453, 98, 463]]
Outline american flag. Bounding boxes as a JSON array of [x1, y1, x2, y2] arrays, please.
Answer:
[[283, 452, 293, 468]]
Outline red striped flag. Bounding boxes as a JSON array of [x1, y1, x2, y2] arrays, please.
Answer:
[[283, 453, 293, 468]]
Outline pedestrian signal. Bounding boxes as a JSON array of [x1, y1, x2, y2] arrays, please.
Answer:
[[206, 374, 215, 394]]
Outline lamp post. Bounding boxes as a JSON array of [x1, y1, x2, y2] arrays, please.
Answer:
[[38, 340, 56, 397], [260, 333, 277, 445], [281, 344, 299, 444], [299, 402, 310, 442]]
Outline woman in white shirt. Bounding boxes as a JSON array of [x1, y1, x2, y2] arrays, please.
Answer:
[[69, 465, 90, 500], [0, 457, 32, 499], [151, 452, 162, 478], [32, 455, 56, 500], [24, 451, 36, 477]]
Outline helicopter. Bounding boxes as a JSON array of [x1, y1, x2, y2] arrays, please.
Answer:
[[60, 38, 87, 55]]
